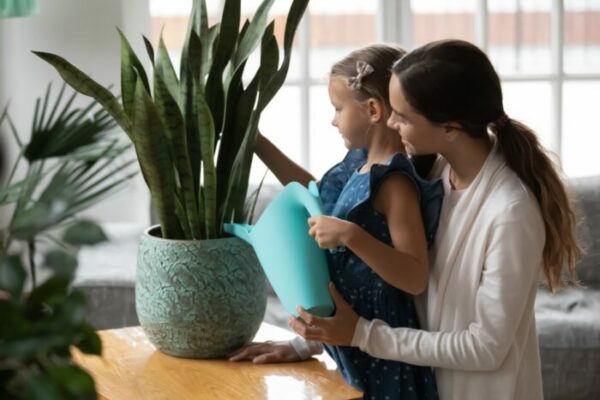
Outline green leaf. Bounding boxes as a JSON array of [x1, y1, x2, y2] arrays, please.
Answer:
[[0, 300, 28, 338], [180, 0, 208, 83], [118, 28, 150, 119], [25, 276, 69, 317], [156, 32, 179, 103], [257, 0, 308, 111], [26, 372, 63, 400], [75, 323, 102, 355], [0, 255, 26, 300], [62, 220, 108, 246], [205, 0, 240, 134], [154, 73, 201, 238], [23, 86, 117, 162], [46, 365, 96, 400], [231, 0, 276, 72], [196, 84, 217, 238], [180, 61, 202, 210], [142, 34, 155, 64], [132, 77, 183, 239], [33, 51, 132, 137], [258, 21, 279, 93], [50, 290, 87, 328], [219, 73, 260, 226], [43, 250, 77, 280]]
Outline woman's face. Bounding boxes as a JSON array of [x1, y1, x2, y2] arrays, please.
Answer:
[[387, 76, 446, 155], [328, 77, 371, 149]]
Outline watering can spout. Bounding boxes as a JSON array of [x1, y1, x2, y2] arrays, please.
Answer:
[[223, 223, 253, 244]]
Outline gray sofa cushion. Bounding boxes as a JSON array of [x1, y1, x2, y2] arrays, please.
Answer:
[[568, 175, 600, 286], [536, 288, 600, 349], [536, 288, 600, 400]]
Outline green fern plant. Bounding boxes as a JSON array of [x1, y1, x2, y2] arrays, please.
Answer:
[[34, 0, 309, 240], [0, 84, 136, 286]]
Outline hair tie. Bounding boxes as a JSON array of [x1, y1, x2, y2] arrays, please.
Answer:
[[494, 112, 510, 128], [347, 61, 374, 91]]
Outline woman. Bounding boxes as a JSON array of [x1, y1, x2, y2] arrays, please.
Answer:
[[285, 40, 581, 400]]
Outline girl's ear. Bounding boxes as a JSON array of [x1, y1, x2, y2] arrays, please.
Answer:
[[366, 98, 385, 123]]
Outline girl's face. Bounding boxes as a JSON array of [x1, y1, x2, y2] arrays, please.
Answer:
[[387, 76, 446, 155], [328, 77, 371, 149]]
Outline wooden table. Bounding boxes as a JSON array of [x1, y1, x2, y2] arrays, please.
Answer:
[[73, 323, 363, 399]]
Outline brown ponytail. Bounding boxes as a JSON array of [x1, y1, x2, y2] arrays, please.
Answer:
[[495, 119, 581, 290], [392, 39, 582, 291]]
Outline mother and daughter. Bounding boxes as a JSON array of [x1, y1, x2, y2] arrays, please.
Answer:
[[229, 40, 581, 400]]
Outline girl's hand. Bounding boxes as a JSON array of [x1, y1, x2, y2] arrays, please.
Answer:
[[289, 283, 359, 346], [228, 340, 301, 364], [308, 216, 355, 249]]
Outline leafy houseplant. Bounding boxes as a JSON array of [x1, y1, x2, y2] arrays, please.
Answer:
[[0, 86, 135, 399], [35, 0, 309, 358], [0, 221, 107, 400]]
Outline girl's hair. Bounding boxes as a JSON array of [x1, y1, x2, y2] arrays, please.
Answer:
[[391, 39, 582, 291], [331, 44, 437, 178], [331, 44, 405, 104]]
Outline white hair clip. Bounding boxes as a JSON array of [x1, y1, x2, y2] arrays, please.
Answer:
[[347, 61, 374, 91]]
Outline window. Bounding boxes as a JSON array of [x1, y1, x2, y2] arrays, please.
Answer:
[[150, 0, 600, 180]]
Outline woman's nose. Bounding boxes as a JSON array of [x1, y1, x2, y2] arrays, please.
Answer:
[[386, 115, 395, 130]]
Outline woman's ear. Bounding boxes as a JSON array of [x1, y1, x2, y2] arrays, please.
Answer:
[[366, 98, 385, 123], [442, 122, 464, 141]]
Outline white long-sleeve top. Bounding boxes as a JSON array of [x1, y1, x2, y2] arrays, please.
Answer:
[[351, 141, 545, 400]]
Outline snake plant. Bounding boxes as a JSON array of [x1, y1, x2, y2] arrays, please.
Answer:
[[34, 0, 309, 240]]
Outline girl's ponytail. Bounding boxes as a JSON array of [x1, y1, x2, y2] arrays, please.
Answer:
[[495, 117, 582, 290]]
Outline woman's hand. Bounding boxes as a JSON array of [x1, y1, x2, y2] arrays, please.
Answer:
[[289, 283, 359, 346], [228, 341, 301, 364], [308, 216, 356, 249]]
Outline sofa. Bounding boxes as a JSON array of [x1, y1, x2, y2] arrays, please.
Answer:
[[73, 177, 600, 400]]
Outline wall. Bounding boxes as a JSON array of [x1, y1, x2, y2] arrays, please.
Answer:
[[0, 0, 151, 226]]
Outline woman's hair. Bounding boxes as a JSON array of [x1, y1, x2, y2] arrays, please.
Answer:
[[391, 39, 582, 291], [331, 44, 436, 178]]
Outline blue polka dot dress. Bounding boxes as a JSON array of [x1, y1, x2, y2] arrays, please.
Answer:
[[318, 150, 443, 400]]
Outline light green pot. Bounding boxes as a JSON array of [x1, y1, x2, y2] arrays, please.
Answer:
[[135, 225, 267, 359]]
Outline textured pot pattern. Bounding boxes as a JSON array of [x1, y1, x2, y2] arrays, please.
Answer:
[[136, 227, 267, 358]]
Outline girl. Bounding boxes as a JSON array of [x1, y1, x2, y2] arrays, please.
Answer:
[[229, 44, 442, 399], [286, 40, 582, 400]]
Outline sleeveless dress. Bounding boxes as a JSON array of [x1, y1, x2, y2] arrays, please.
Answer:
[[318, 150, 443, 400]]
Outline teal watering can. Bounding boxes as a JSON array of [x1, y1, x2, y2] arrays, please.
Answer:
[[224, 181, 334, 317]]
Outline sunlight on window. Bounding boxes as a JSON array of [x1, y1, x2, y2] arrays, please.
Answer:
[[148, 0, 600, 179]]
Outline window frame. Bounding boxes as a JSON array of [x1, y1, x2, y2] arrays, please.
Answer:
[[377, 0, 600, 159]]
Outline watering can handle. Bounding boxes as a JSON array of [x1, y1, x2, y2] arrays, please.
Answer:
[[304, 181, 324, 217]]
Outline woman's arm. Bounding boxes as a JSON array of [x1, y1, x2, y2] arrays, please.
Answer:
[[298, 199, 545, 371], [309, 174, 429, 295], [255, 133, 315, 186]]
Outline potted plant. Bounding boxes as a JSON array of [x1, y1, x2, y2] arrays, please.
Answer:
[[0, 85, 135, 399], [34, 0, 309, 358]]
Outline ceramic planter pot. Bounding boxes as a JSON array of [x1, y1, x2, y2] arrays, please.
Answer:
[[135, 225, 267, 358]]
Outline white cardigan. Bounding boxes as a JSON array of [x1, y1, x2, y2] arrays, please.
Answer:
[[351, 142, 545, 400]]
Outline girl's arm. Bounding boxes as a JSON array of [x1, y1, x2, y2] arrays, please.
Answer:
[[309, 173, 429, 295], [255, 133, 315, 186]]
